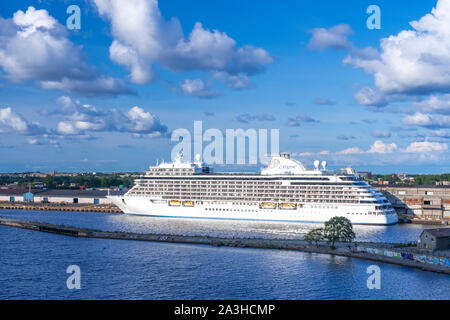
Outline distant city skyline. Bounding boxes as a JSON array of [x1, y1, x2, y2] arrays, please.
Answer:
[[0, 0, 449, 174]]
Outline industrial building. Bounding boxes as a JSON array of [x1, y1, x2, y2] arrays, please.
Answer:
[[375, 185, 450, 222], [0, 188, 37, 203], [0, 188, 125, 205]]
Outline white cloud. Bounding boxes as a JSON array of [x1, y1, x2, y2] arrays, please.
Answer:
[[180, 79, 220, 98], [367, 140, 398, 154], [346, 0, 450, 95], [404, 140, 448, 153], [57, 121, 78, 135], [308, 24, 379, 61], [93, 0, 273, 86], [432, 129, 450, 139], [363, 0, 450, 96], [310, 0, 450, 107], [308, 24, 353, 51], [337, 147, 364, 154], [353, 86, 389, 107], [14, 5, 57, 36], [297, 138, 447, 166], [412, 95, 450, 114], [124, 106, 165, 133], [336, 139, 446, 156], [40, 77, 132, 97], [54, 97, 168, 137], [0, 107, 27, 132], [0, 107, 46, 135], [27, 138, 38, 145], [26, 137, 60, 148], [213, 71, 251, 90], [402, 112, 432, 126], [336, 140, 397, 154], [0, 7, 132, 96], [297, 152, 314, 157], [402, 112, 450, 128]]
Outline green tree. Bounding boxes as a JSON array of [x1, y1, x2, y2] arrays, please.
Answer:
[[323, 217, 355, 249], [304, 228, 324, 246], [43, 175, 56, 189]]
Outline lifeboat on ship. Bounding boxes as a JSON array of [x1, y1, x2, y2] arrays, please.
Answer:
[[183, 201, 195, 207], [169, 200, 181, 206], [279, 202, 297, 210], [259, 202, 277, 209]]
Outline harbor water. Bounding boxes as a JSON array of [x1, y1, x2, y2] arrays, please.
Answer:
[[0, 210, 449, 299]]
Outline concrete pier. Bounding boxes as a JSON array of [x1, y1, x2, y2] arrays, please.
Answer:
[[1, 217, 449, 275]]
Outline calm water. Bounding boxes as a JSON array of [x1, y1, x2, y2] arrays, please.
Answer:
[[0, 210, 449, 300]]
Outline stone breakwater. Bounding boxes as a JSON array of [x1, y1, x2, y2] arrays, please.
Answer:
[[0, 217, 449, 275]]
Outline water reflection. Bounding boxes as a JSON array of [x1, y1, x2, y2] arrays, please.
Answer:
[[0, 209, 425, 243]]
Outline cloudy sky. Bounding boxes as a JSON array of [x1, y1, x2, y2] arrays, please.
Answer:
[[0, 0, 449, 173]]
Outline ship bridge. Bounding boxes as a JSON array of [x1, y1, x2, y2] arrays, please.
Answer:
[[144, 153, 211, 176]]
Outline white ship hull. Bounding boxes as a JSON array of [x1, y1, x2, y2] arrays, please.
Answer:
[[108, 196, 398, 225]]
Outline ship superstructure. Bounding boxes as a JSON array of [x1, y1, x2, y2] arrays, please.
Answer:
[[108, 153, 398, 225]]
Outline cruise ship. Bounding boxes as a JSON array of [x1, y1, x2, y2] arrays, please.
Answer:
[[108, 153, 398, 225]]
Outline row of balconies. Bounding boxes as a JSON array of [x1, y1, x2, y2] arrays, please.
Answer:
[[158, 196, 359, 203], [136, 186, 358, 192], [134, 189, 361, 197]]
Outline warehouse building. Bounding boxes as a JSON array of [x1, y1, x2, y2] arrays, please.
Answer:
[[0, 188, 126, 205], [0, 188, 39, 202], [375, 185, 450, 220]]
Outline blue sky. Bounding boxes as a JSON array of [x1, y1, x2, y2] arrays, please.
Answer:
[[0, 0, 449, 173]]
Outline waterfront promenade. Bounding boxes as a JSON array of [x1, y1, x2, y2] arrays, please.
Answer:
[[1, 216, 448, 275]]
